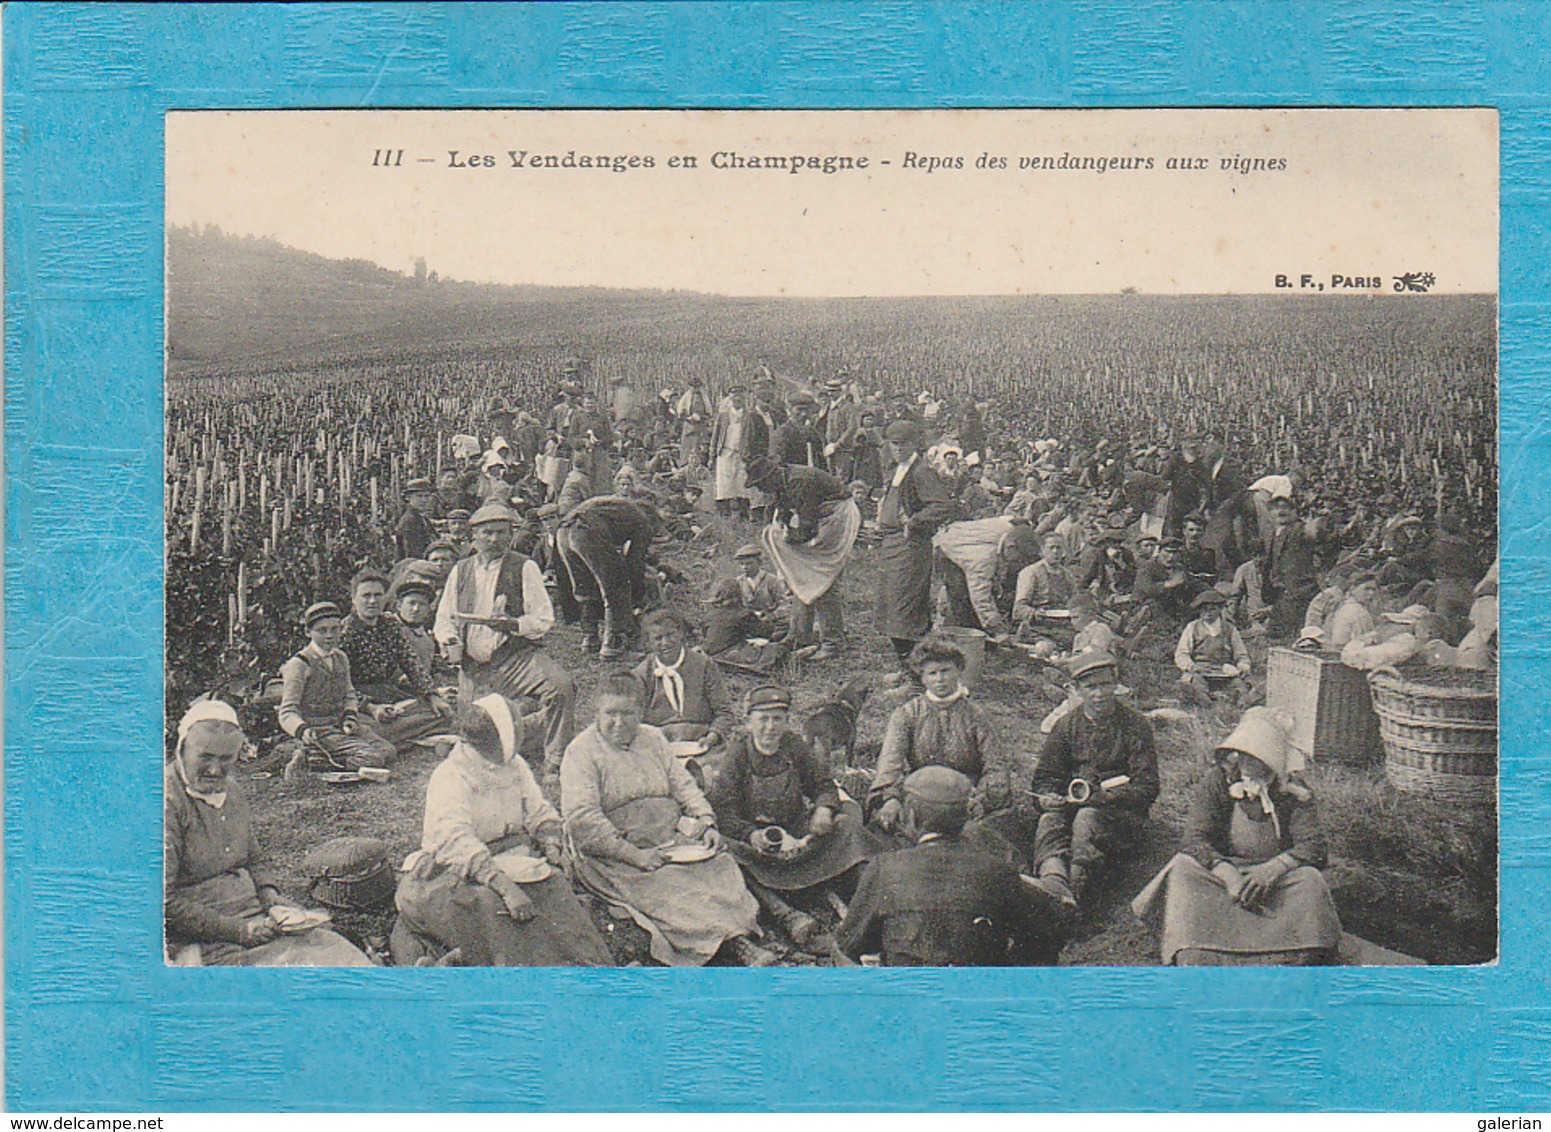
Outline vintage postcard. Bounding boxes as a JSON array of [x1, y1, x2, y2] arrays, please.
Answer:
[[163, 108, 1498, 973], [10, 0, 1546, 1114]]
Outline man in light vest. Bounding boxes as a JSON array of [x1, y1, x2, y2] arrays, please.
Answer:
[[434, 502, 576, 778]]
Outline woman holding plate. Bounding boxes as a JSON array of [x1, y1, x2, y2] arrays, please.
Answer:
[[393, 695, 613, 967], [165, 699, 371, 967], [561, 673, 770, 967]]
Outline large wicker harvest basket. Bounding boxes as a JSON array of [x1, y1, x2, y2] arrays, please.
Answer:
[[1266, 647, 1383, 765], [1367, 666, 1497, 806]]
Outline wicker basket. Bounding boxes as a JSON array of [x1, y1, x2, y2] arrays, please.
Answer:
[[1368, 666, 1497, 806], [1266, 647, 1383, 765], [303, 836, 395, 910]]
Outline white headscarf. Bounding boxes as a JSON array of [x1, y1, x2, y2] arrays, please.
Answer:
[[473, 693, 520, 763], [174, 699, 242, 809]]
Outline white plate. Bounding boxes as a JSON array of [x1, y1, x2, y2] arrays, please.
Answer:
[[659, 843, 715, 864], [665, 740, 705, 759], [1043, 609, 1071, 619], [492, 851, 553, 884]]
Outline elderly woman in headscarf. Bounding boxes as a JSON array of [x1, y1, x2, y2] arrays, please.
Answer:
[[165, 700, 371, 966], [1131, 707, 1341, 966], [561, 672, 770, 967], [393, 695, 613, 967]]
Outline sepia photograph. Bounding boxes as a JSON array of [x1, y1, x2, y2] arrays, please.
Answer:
[[163, 108, 1498, 970]]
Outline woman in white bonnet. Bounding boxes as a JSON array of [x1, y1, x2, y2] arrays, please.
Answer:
[[1131, 706, 1342, 966], [164, 699, 370, 966], [393, 694, 613, 967]]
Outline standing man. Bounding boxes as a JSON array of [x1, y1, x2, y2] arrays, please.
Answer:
[[746, 456, 861, 661], [434, 502, 576, 777], [1162, 436, 1208, 537], [743, 386, 776, 523], [554, 494, 660, 659], [933, 514, 1028, 640], [395, 478, 438, 561], [1264, 495, 1319, 637], [675, 376, 713, 467], [1030, 650, 1159, 909], [609, 373, 645, 435], [875, 419, 961, 679], [772, 395, 828, 471], [821, 379, 859, 483], [711, 385, 751, 519]]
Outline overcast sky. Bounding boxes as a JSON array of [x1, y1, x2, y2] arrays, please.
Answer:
[[167, 108, 1496, 297]]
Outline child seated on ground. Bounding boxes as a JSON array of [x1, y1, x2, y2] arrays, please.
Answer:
[[277, 601, 395, 775], [1174, 590, 1254, 708], [708, 685, 881, 955]]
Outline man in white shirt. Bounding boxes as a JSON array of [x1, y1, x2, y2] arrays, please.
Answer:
[[435, 503, 575, 777]]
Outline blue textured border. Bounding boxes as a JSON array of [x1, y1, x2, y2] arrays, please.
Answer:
[[4, 1, 1545, 1112]]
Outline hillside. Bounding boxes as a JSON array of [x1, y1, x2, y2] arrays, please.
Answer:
[[166, 226, 706, 374]]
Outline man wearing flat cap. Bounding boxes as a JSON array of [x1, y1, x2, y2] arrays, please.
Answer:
[[1174, 589, 1253, 707], [434, 502, 576, 778], [838, 766, 1071, 966], [1134, 536, 1201, 623], [772, 396, 829, 473], [875, 418, 962, 676], [733, 542, 786, 617], [278, 601, 396, 773], [395, 478, 439, 562], [1029, 649, 1160, 909]]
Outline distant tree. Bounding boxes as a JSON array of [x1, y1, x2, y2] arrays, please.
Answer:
[[414, 256, 427, 285], [428, 270, 440, 284]]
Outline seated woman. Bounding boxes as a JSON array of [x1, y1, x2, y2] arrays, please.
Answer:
[[868, 635, 1025, 857], [632, 608, 736, 783], [165, 699, 371, 967], [393, 695, 613, 967], [561, 673, 770, 967], [1131, 707, 1341, 966], [708, 686, 881, 951]]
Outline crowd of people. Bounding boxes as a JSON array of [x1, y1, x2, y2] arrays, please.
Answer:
[[166, 333, 1497, 968]]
